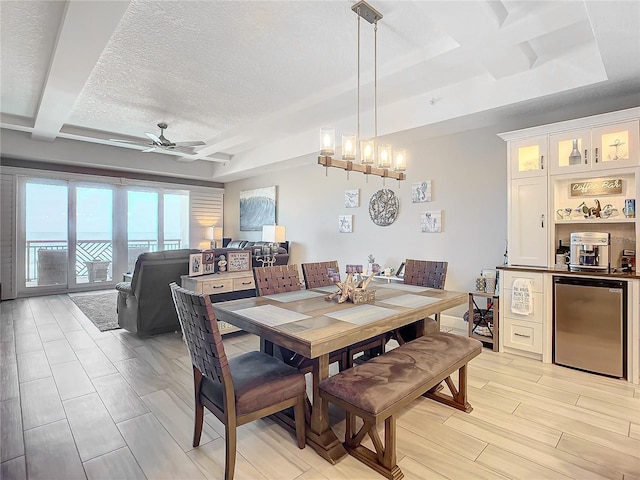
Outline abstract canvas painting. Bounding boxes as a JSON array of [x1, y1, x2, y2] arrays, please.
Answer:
[[420, 210, 442, 233], [240, 186, 276, 231]]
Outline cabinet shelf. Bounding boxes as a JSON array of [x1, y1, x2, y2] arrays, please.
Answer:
[[554, 218, 635, 225]]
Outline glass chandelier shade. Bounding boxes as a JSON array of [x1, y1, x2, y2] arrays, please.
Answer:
[[342, 133, 357, 160], [377, 144, 392, 168]]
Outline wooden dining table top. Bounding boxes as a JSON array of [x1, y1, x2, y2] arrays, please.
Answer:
[[213, 282, 468, 359]]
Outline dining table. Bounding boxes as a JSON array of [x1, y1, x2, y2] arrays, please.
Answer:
[[213, 281, 468, 464]]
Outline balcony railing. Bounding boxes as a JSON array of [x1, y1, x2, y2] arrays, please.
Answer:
[[26, 239, 182, 282]]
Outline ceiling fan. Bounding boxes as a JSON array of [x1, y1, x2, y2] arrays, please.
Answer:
[[109, 122, 206, 154]]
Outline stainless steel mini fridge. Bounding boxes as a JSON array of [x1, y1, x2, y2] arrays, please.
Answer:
[[553, 276, 626, 378]]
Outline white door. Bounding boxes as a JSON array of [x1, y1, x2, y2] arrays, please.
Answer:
[[509, 176, 548, 267]]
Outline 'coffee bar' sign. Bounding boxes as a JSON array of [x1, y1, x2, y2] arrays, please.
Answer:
[[570, 178, 623, 197]]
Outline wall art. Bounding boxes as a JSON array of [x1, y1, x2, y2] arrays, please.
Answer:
[[240, 186, 276, 231], [420, 210, 442, 233], [369, 189, 399, 226], [339, 215, 353, 233], [412, 181, 432, 203], [345, 189, 359, 208], [188, 253, 203, 276]]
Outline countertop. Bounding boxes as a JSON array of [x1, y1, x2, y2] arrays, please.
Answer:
[[497, 265, 639, 280]]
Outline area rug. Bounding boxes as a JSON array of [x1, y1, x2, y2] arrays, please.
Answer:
[[68, 291, 120, 332]]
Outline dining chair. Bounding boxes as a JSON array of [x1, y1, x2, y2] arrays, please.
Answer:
[[169, 283, 306, 480], [254, 264, 302, 295], [301, 260, 340, 289], [391, 259, 448, 345], [254, 265, 347, 372]]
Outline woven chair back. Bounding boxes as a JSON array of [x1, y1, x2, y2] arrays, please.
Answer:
[[254, 264, 302, 296], [403, 259, 448, 289], [169, 283, 230, 385], [301, 261, 340, 289]]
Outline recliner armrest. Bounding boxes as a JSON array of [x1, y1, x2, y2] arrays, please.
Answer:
[[115, 282, 133, 294]]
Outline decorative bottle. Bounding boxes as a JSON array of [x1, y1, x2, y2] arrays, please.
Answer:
[[568, 139, 582, 165]]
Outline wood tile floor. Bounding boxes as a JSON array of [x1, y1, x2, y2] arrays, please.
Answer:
[[1, 295, 639, 479]]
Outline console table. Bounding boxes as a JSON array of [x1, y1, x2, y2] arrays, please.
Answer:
[[181, 271, 256, 334]]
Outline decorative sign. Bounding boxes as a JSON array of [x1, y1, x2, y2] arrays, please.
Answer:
[[227, 250, 251, 272], [570, 178, 622, 197]]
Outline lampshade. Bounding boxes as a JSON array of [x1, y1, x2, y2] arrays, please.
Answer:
[[320, 128, 335, 156], [378, 144, 392, 168], [262, 224, 286, 243], [394, 149, 407, 172], [206, 226, 214, 240], [342, 133, 357, 160], [360, 139, 375, 165], [213, 226, 223, 241]]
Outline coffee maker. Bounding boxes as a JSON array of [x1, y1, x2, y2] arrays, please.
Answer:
[[569, 232, 610, 272]]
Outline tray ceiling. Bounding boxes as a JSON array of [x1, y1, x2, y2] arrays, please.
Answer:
[[1, 0, 639, 181]]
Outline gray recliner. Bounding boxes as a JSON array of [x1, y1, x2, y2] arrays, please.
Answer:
[[115, 248, 200, 335]]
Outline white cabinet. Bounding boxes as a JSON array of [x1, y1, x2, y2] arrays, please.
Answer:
[[509, 176, 548, 267], [549, 121, 639, 175], [501, 271, 544, 356], [510, 136, 547, 178]]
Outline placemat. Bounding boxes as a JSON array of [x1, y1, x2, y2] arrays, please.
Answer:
[[264, 290, 326, 303], [313, 285, 340, 294], [233, 305, 310, 326], [375, 283, 432, 293], [380, 294, 440, 308], [324, 304, 395, 325]]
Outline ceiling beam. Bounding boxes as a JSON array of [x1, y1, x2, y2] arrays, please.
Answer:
[[31, 1, 130, 141]]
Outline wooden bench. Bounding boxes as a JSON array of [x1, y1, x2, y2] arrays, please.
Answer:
[[318, 333, 482, 480]]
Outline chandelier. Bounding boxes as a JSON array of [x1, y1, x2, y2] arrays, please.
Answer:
[[319, 0, 406, 182]]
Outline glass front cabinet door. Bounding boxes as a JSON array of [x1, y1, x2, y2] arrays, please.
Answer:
[[591, 120, 639, 171], [510, 136, 547, 178], [549, 129, 592, 175]]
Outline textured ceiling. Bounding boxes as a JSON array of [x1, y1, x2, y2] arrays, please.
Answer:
[[1, 0, 639, 182]]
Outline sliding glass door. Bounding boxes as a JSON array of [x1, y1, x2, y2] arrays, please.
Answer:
[[19, 177, 190, 294], [24, 180, 69, 288], [75, 185, 114, 285]]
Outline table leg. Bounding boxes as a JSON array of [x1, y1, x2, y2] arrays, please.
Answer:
[[305, 354, 348, 463]]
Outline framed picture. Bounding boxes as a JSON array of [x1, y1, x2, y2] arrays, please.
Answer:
[[227, 250, 251, 272], [240, 186, 276, 231], [339, 215, 353, 233], [345, 189, 359, 208], [412, 181, 432, 203], [420, 210, 442, 233], [188, 253, 203, 276]]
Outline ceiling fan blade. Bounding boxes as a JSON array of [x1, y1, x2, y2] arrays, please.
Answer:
[[174, 140, 206, 147], [108, 138, 140, 144], [145, 132, 162, 143]]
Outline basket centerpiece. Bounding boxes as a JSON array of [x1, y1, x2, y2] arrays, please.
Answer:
[[325, 272, 376, 304]]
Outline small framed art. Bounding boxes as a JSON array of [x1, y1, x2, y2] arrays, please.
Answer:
[[227, 250, 251, 272], [188, 253, 203, 276]]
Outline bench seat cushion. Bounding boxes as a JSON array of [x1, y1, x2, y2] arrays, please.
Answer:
[[319, 333, 482, 415]]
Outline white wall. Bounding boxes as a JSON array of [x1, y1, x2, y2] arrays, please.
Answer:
[[223, 125, 508, 319]]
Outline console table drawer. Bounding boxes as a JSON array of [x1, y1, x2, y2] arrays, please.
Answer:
[[503, 318, 542, 354], [233, 277, 255, 291], [201, 278, 234, 294]]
